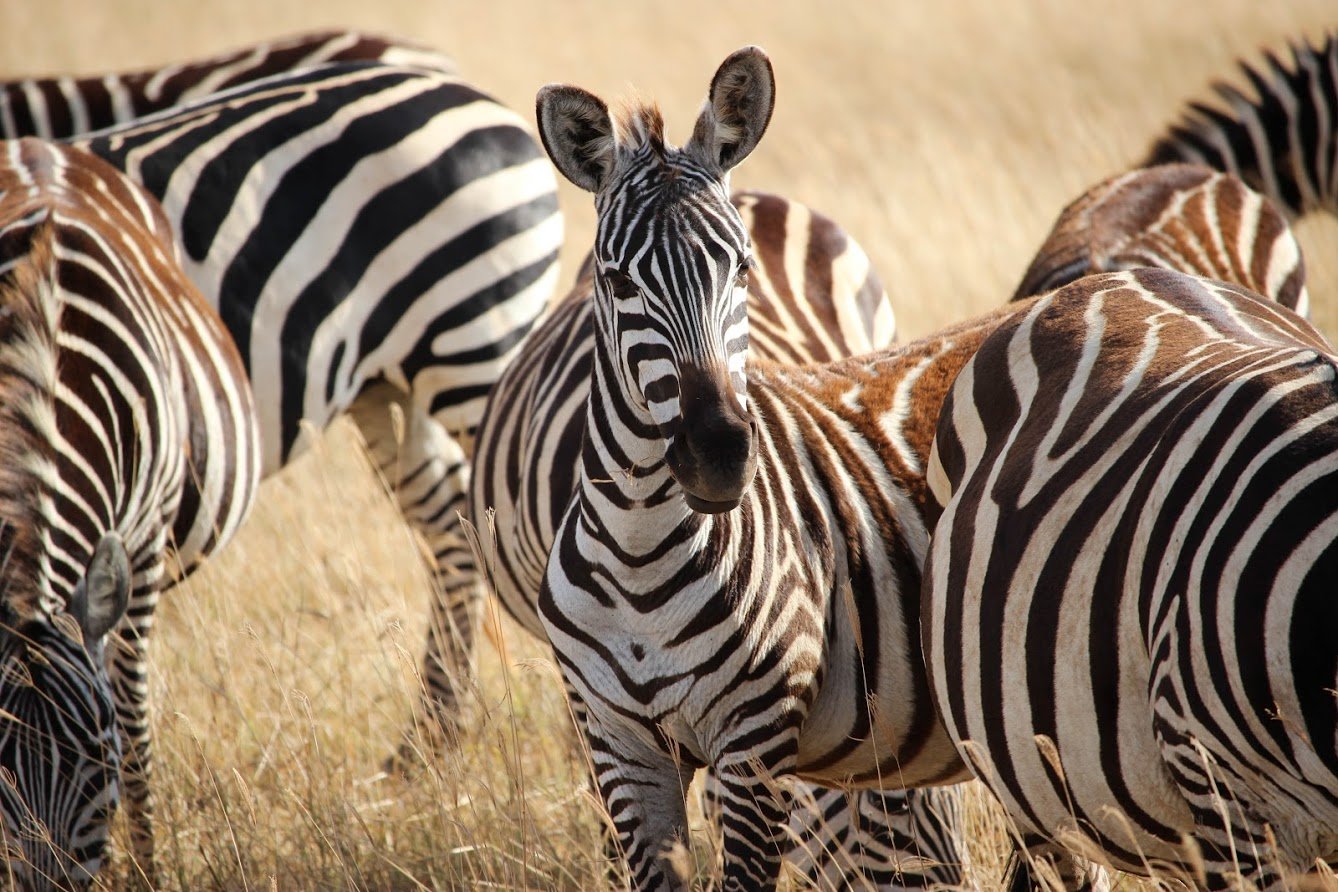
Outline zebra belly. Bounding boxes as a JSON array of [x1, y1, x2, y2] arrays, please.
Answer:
[[795, 578, 967, 788]]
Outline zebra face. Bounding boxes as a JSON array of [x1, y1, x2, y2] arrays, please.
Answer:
[[596, 218, 758, 512], [537, 47, 775, 513], [0, 534, 129, 891]]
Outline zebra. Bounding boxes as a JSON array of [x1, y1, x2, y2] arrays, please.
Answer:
[[0, 47, 561, 872], [0, 56, 563, 754], [0, 29, 456, 140], [1145, 31, 1338, 221], [532, 47, 984, 889], [0, 138, 260, 889], [923, 267, 1338, 889], [470, 187, 961, 888], [1013, 162, 1308, 314]]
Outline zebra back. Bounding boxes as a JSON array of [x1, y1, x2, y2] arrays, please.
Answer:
[[1015, 163, 1308, 314], [71, 61, 562, 472], [0, 137, 259, 889], [1144, 33, 1338, 218], [0, 30, 456, 140]]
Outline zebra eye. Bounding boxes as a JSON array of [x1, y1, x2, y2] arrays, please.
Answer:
[[603, 269, 640, 300], [734, 258, 754, 289]]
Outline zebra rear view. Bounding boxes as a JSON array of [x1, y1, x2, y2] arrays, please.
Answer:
[[925, 268, 1338, 888], [0, 139, 260, 889]]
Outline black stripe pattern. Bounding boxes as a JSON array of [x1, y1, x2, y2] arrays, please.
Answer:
[[1145, 32, 1338, 219], [925, 269, 1338, 889], [534, 50, 971, 890], [471, 187, 964, 887], [0, 139, 259, 890], [0, 30, 456, 141], [0, 45, 564, 756]]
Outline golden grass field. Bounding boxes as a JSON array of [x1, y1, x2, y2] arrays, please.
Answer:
[[4, 1, 1338, 888]]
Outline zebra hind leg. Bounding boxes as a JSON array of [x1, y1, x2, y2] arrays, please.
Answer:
[[348, 381, 483, 769]]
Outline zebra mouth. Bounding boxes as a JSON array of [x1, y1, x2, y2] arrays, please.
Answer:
[[684, 492, 743, 514]]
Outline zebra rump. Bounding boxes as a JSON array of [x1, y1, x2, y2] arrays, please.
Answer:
[[925, 268, 1338, 889]]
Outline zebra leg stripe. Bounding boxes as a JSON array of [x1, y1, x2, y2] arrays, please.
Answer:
[[585, 724, 694, 890], [348, 382, 481, 759], [709, 765, 793, 892]]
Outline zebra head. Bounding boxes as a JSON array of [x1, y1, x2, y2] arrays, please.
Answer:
[[536, 47, 775, 513], [0, 533, 130, 890]]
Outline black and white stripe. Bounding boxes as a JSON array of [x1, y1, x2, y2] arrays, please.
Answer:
[[533, 50, 973, 890], [0, 51, 564, 751], [1014, 162, 1308, 315], [1145, 32, 1338, 219], [924, 268, 1338, 889], [0, 29, 456, 141], [0, 138, 259, 890], [471, 187, 964, 888]]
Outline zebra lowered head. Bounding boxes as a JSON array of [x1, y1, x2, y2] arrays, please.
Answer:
[[536, 46, 773, 514], [0, 534, 130, 889]]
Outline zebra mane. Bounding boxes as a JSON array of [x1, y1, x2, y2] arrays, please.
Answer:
[[614, 100, 667, 156], [0, 218, 61, 621]]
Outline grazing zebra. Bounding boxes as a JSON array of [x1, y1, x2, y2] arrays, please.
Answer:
[[0, 29, 456, 140], [15, 59, 560, 750], [533, 48, 979, 890], [1145, 32, 1337, 219], [1014, 162, 1308, 314], [924, 267, 1338, 889], [0, 139, 259, 889], [471, 188, 961, 888]]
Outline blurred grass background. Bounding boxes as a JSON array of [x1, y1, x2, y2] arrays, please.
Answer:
[[2, 1, 1336, 888]]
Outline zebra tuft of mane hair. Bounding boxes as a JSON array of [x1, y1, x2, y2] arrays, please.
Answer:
[[0, 220, 60, 622], [615, 99, 667, 155]]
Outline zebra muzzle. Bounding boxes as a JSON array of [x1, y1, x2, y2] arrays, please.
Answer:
[[667, 370, 758, 512]]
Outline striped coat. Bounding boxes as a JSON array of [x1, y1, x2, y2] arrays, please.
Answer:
[[0, 50, 563, 751], [0, 29, 455, 140], [0, 138, 259, 889], [1146, 32, 1338, 220], [925, 268, 1338, 889], [470, 188, 964, 888]]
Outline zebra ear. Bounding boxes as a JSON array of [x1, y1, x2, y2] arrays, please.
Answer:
[[687, 46, 775, 173], [536, 84, 617, 193], [69, 532, 130, 643]]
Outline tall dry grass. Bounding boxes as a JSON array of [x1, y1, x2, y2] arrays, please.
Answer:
[[1, 1, 1336, 888]]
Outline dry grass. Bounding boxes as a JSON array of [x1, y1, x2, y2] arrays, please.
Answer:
[[1, 1, 1336, 888]]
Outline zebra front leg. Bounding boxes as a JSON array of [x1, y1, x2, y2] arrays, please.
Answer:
[[574, 706, 696, 891], [107, 607, 160, 888], [349, 382, 482, 764], [701, 775, 967, 889], [711, 759, 795, 891]]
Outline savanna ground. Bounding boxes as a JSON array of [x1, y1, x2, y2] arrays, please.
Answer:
[[3, 1, 1338, 888]]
